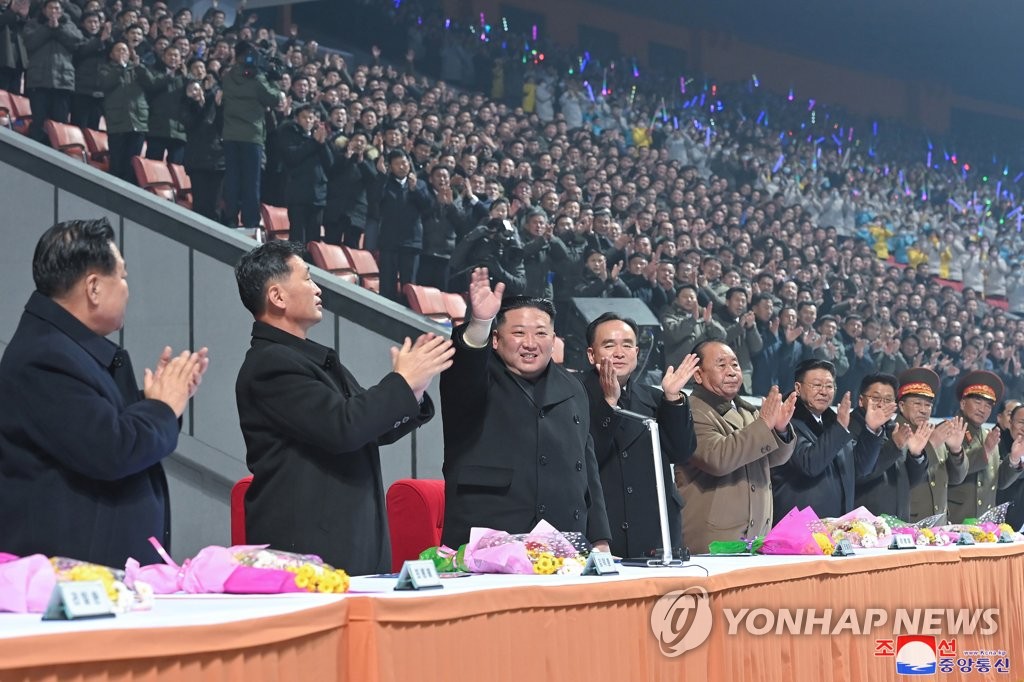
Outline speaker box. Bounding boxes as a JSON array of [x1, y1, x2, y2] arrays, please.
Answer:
[[561, 298, 662, 373]]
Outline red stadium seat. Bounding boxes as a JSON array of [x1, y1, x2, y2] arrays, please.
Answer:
[[230, 475, 253, 545], [260, 204, 290, 241], [386, 479, 445, 572], [82, 128, 109, 172], [8, 92, 30, 135], [131, 156, 176, 201], [43, 121, 88, 163], [342, 246, 380, 293], [167, 163, 192, 209], [307, 241, 359, 284], [403, 284, 450, 324], [442, 292, 467, 326]]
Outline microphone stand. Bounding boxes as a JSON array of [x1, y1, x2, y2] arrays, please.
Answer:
[[613, 406, 685, 567]]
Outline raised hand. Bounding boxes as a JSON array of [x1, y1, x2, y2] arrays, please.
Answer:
[[944, 416, 968, 451], [984, 426, 1001, 456], [703, 302, 714, 324], [892, 422, 912, 450], [785, 325, 803, 344], [391, 333, 455, 400], [930, 420, 950, 447], [599, 358, 621, 407], [836, 391, 852, 430], [468, 267, 504, 321], [1010, 433, 1024, 467], [775, 391, 798, 432], [906, 421, 936, 456], [864, 395, 896, 432], [144, 350, 206, 417], [662, 354, 700, 400], [609, 261, 623, 281], [759, 386, 781, 430]]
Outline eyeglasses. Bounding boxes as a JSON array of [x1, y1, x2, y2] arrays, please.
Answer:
[[802, 383, 835, 394], [863, 394, 896, 405]]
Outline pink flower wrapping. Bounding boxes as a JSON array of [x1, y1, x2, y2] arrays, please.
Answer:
[[463, 520, 582, 574], [761, 507, 825, 555], [0, 554, 56, 613]]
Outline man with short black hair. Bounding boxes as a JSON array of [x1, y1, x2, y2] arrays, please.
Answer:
[[0, 218, 208, 566], [439, 268, 611, 550], [234, 241, 452, 574]]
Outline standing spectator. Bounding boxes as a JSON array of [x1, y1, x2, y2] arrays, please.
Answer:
[[70, 10, 109, 129], [22, 0, 82, 142], [0, 0, 29, 94], [661, 284, 725, 370], [420, 165, 472, 291], [371, 149, 431, 301], [181, 78, 224, 222], [98, 40, 151, 182], [278, 104, 333, 245], [144, 44, 187, 164], [221, 40, 283, 229], [713, 287, 763, 394], [323, 130, 377, 247]]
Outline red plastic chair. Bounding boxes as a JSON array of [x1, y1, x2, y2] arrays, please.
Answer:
[[385, 479, 445, 572], [8, 92, 30, 135], [230, 475, 253, 545], [342, 246, 381, 293], [307, 241, 359, 284], [82, 128, 109, 172], [167, 163, 192, 209], [260, 204, 290, 241], [403, 284, 450, 324], [131, 156, 176, 200], [43, 121, 88, 163], [442, 292, 467, 325]]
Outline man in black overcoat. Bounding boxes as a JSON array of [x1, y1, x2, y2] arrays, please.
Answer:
[[234, 241, 454, 574]]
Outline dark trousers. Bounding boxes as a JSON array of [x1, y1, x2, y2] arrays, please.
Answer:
[[146, 137, 185, 165], [0, 67, 23, 94], [287, 204, 324, 246], [108, 131, 145, 183], [187, 168, 224, 222], [27, 88, 71, 143], [70, 94, 103, 130], [223, 140, 263, 228], [379, 248, 419, 302], [323, 214, 364, 248], [418, 254, 450, 291]]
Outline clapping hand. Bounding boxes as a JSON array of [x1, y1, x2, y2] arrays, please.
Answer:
[[836, 391, 852, 430], [984, 426, 1001, 456], [598, 358, 621, 407], [892, 422, 912, 450], [759, 386, 797, 434], [144, 348, 209, 417], [469, 267, 504, 321], [864, 394, 895, 431], [905, 421, 936, 456], [944, 416, 968, 451], [661, 354, 700, 401], [391, 333, 455, 401], [1010, 433, 1024, 468]]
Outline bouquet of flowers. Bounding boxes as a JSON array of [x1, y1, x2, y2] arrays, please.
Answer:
[[708, 507, 833, 556], [0, 553, 154, 614], [125, 538, 349, 595], [459, 520, 589, 575], [817, 507, 893, 548]]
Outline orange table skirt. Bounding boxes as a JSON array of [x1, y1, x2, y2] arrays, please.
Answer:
[[2, 545, 1021, 682]]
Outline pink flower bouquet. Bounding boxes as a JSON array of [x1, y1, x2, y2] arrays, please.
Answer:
[[463, 520, 588, 575], [761, 507, 828, 555]]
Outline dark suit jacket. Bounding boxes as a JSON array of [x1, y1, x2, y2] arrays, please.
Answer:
[[772, 402, 883, 523], [582, 370, 695, 558], [854, 421, 929, 520], [0, 292, 180, 567], [439, 326, 610, 548], [236, 321, 433, 575]]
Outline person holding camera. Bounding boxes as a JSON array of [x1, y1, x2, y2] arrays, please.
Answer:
[[449, 198, 527, 296], [221, 39, 284, 230]]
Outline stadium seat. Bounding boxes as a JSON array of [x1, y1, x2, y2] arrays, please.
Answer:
[[131, 156, 176, 201], [385, 479, 445, 572], [403, 284, 451, 324], [342, 246, 381, 293], [260, 204, 290, 241], [7, 92, 30, 135], [230, 475, 253, 545], [42, 121, 88, 163], [442, 292, 467, 325], [307, 241, 359, 284], [81, 128, 109, 172], [0, 90, 12, 128], [167, 163, 192, 209]]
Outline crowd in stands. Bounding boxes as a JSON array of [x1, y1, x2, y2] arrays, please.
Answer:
[[4, 0, 1024, 416]]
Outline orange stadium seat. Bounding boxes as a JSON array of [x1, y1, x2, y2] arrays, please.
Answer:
[[167, 163, 192, 209], [403, 284, 450, 324], [260, 204, 290, 241], [82, 128, 109, 172], [42, 121, 88, 163], [342, 246, 381, 293], [7, 92, 30, 135], [442, 292, 467, 326], [131, 156, 176, 201], [307, 241, 359, 284]]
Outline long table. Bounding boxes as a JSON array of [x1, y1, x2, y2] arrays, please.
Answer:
[[2, 543, 1022, 681]]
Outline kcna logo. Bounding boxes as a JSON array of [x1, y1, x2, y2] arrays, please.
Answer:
[[650, 587, 714, 657]]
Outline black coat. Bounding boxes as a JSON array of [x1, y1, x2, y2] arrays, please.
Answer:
[[181, 91, 224, 173], [854, 419, 928, 520], [582, 370, 695, 557], [324, 148, 376, 225], [278, 120, 334, 207], [235, 322, 434, 575], [146, 68, 187, 140], [371, 174, 431, 251], [0, 292, 180, 567], [772, 401, 884, 523], [439, 326, 611, 548], [73, 31, 111, 96]]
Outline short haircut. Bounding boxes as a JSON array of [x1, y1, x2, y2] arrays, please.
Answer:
[[234, 241, 306, 317], [494, 295, 555, 330], [751, 292, 774, 307], [586, 312, 639, 348], [725, 286, 747, 302], [860, 372, 898, 397], [1011, 404, 1024, 422], [693, 339, 728, 363], [33, 218, 117, 298], [795, 358, 836, 382]]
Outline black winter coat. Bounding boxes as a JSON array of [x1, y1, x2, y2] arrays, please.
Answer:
[[181, 90, 224, 172], [324, 146, 376, 225], [371, 174, 431, 251], [278, 119, 333, 207]]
